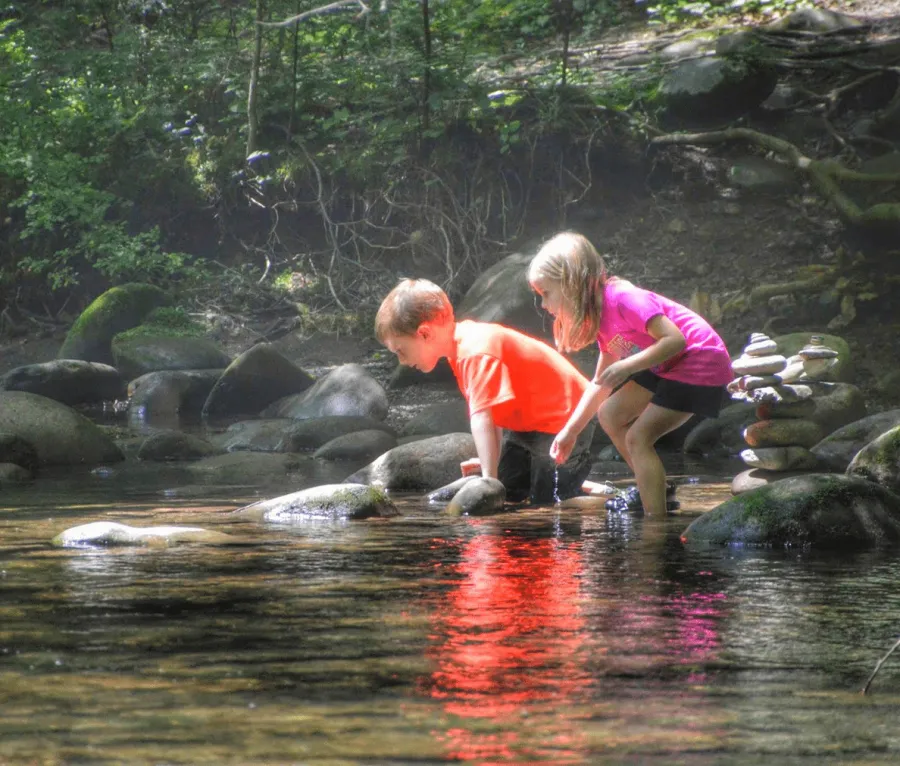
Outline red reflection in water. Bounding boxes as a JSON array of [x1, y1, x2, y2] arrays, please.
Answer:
[[421, 527, 590, 763], [667, 591, 725, 666]]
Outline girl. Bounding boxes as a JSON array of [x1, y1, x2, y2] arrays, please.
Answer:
[[527, 231, 732, 515]]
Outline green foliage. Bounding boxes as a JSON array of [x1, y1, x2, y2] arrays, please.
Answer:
[[645, 0, 815, 25]]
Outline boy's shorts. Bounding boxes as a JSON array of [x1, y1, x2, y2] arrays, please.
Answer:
[[498, 422, 595, 505], [631, 370, 726, 419]]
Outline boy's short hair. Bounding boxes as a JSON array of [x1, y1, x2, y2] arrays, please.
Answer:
[[375, 278, 454, 341]]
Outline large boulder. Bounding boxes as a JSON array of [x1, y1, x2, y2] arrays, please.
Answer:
[[0, 360, 125, 405], [128, 370, 224, 419], [345, 432, 476, 491], [58, 283, 172, 364], [683, 473, 900, 548], [658, 55, 777, 128], [0, 391, 124, 467], [847, 425, 900, 496], [234, 483, 398, 522], [202, 343, 315, 420], [313, 430, 398, 462], [457, 252, 551, 340], [261, 364, 388, 422], [399, 400, 470, 438], [112, 335, 230, 380], [811, 409, 900, 472]]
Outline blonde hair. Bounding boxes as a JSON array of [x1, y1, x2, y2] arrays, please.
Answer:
[[374, 278, 454, 342], [528, 231, 608, 353]]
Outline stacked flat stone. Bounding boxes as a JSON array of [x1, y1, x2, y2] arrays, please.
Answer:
[[727, 333, 839, 474]]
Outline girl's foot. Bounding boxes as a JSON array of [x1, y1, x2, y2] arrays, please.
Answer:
[[604, 483, 680, 513]]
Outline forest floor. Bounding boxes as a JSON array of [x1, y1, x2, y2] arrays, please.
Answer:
[[2, 0, 899, 415]]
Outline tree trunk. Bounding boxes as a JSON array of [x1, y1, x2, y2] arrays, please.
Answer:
[[246, 0, 265, 158]]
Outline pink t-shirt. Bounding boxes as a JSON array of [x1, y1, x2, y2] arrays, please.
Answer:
[[597, 279, 732, 386]]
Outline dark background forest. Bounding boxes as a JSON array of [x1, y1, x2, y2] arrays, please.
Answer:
[[2, 0, 899, 403]]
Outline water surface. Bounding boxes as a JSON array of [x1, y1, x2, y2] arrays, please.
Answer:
[[2, 476, 899, 764]]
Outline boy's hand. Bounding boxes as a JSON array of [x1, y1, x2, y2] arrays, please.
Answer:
[[550, 430, 576, 465], [460, 458, 482, 477]]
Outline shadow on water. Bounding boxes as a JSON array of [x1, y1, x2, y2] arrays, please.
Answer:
[[2, 474, 900, 764]]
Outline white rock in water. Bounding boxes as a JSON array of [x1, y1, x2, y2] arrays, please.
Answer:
[[732, 354, 787, 376], [744, 339, 779, 357], [51, 521, 230, 547]]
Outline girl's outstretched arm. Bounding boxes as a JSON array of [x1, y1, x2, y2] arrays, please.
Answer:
[[551, 352, 613, 464]]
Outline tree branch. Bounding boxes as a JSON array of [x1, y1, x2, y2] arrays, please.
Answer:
[[260, 0, 370, 28]]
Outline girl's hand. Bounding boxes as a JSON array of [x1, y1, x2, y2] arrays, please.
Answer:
[[596, 360, 632, 391], [550, 429, 576, 465]]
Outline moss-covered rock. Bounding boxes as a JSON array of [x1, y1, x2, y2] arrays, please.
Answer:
[[58, 283, 172, 364], [682, 473, 900, 548], [847, 425, 900, 496], [111, 335, 230, 380], [235, 482, 398, 521]]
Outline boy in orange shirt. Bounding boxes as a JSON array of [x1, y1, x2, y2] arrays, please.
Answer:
[[375, 278, 595, 503]]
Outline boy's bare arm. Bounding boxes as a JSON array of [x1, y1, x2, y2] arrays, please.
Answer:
[[469, 409, 502, 479]]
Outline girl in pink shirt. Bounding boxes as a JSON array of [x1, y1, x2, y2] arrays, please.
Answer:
[[528, 231, 732, 515]]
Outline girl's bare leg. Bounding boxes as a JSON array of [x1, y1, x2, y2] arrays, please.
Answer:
[[625, 404, 693, 515], [596, 382, 653, 472]]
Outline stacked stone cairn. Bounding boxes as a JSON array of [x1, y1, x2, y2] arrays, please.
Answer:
[[728, 333, 840, 487]]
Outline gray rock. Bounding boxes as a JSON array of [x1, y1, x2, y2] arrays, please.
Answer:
[[399, 399, 470, 438], [743, 418, 825, 449], [739, 445, 819, 472], [0, 360, 125, 405], [235, 483, 398, 521], [51, 521, 232, 548], [346, 432, 477, 491], [112, 335, 230, 380], [812, 409, 900, 472], [0, 462, 32, 485], [0, 391, 124, 467], [457, 251, 552, 341], [683, 473, 900, 548], [262, 363, 387, 422], [731, 467, 815, 494], [280, 416, 396, 452], [0, 431, 39, 472], [202, 343, 315, 420], [428, 476, 478, 503], [445, 477, 507, 516], [847, 425, 900, 496], [137, 430, 224, 462], [314, 429, 397, 462], [128, 369, 224, 419], [659, 56, 777, 126]]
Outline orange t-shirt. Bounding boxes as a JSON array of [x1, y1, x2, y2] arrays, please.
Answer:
[[448, 320, 589, 434]]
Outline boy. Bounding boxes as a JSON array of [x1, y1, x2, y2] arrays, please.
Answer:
[[375, 278, 595, 503]]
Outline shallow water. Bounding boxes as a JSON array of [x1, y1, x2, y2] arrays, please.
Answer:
[[2, 474, 900, 765]]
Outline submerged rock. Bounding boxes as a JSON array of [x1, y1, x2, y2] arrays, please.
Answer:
[[52, 521, 233, 548]]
